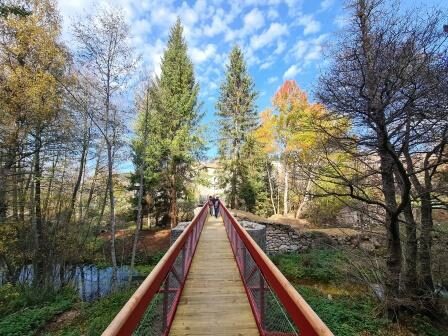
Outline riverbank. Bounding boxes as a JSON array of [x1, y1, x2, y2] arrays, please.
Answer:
[[2, 247, 445, 336], [271, 248, 448, 336], [0, 251, 164, 336]]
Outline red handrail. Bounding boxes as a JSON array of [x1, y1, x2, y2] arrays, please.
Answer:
[[102, 203, 208, 336], [220, 202, 333, 336]]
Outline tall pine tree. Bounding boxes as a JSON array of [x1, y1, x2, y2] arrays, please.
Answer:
[[151, 19, 203, 228], [216, 46, 257, 209]]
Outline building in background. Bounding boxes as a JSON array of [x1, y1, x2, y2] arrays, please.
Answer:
[[196, 161, 224, 204]]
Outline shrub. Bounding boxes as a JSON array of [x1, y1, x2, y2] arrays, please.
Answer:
[[0, 296, 74, 336], [297, 286, 387, 336], [271, 249, 344, 283]]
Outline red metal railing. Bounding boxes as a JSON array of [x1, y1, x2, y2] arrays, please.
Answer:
[[220, 202, 333, 336], [102, 203, 208, 336]]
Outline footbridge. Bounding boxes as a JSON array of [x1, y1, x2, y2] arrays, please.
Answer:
[[102, 202, 333, 336]]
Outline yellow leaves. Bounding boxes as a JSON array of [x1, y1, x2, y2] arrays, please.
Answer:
[[0, 0, 66, 126], [273, 79, 309, 113], [254, 109, 277, 154], [255, 80, 348, 163]]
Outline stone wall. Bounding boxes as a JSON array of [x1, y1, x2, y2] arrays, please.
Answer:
[[171, 218, 385, 255], [239, 221, 266, 252], [170, 221, 190, 245], [265, 223, 302, 254], [262, 221, 383, 254], [334, 205, 384, 230]]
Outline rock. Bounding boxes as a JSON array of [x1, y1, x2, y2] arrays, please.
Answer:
[[359, 241, 375, 252], [372, 238, 381, 248]]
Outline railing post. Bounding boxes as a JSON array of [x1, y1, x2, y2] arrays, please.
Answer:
[[242, 246, 247, 281], [162, 274, 170, 331], [259, 272, 265, 331], [181, 244, 186, 280]]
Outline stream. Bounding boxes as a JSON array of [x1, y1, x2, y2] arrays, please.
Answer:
[[0, 264, 143, 302]]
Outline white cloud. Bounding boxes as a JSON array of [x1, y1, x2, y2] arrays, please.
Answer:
[[320, 0, 334, 11], [139, 38, 165, 77], [150, 6, 177, 29], [283, 65, 301, 79], [244, 8, 265, 31], [267, 8, 279, 20], [209, 82, 218, 90], [179, 2, 199, 26], [297, 14, 321, 35], [293, 40, 308, 59], [292, 34, 327, 65], [274, 40, 286, 55], [250, 22, 288, 50], [190, 44, 217, 64], [203, 14, 227, 37], [260, 60, 274, 69], [131, 18, 151, 36], [268, 76, 278, 84]]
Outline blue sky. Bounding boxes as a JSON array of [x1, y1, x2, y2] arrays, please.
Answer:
[[57, 0, 446, 162]]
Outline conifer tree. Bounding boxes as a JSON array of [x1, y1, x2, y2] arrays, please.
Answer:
[[151, 19, 202, 228], [216, 46, 257, 209]]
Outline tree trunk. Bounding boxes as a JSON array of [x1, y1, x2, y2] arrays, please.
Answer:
[[33, 131, 46, 287], [419, 193, 434, 291], [83, 155, 100, 222], [266, 161, 277, 215], [97, 178, 109, 227], [0, 151, 16, 221], [107, 143, 118, 271], [67, 132, 89, 223], [20, 162, 32, 223], [43, 152, 59, 221], [379, 152, 402, 316], [0, 165, 7, 221], [130, 86, 151, 281], [129, 169, 144, 282], [296, 176, 313, 218], [230, 150, 237, 209], [12, 164, 18, 221], [169, 171, 178, 228], [283, 158, 288, 216], [403, 201, 418, 296], [394, 166, 417, 297]]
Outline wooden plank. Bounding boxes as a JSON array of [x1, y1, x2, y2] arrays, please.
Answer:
[[169, 216, 259, 336]]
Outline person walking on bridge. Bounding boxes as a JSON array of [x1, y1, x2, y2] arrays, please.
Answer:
[[214, 196, 220, 218], [208, 195, 215, 216]]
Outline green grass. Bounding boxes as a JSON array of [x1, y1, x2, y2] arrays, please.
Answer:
[[49, 287, 137, 336], [297, 285, 387, 335], [271, 248, 344, 283], [0, 285, 76, 336], [271, 249, 448, 336]]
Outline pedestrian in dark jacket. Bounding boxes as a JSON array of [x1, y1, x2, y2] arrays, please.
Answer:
[[208, 195, 215, 216], [214, 196, 220, 218]]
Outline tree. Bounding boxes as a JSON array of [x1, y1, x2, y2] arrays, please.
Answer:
[[254, 80, 346, 218], [150, 19, 203, 228], [217, 46, 258, 208], [253, 109, 278, 214], [129, 78, 156, 279], [0, 0, 68, 286], [72, 5, 135, 274], [316, 0, 447, 314]]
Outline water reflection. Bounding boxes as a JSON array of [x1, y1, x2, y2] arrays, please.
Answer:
[[0, 264, 140, 302]]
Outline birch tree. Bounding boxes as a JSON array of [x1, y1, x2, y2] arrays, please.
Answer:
[[72, 6, 135, 273]]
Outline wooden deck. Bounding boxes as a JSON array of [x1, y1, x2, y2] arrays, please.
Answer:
[[169, 215, 259, 336]]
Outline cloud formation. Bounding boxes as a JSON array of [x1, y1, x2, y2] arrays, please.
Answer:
[[57, 0, 342, 111]]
